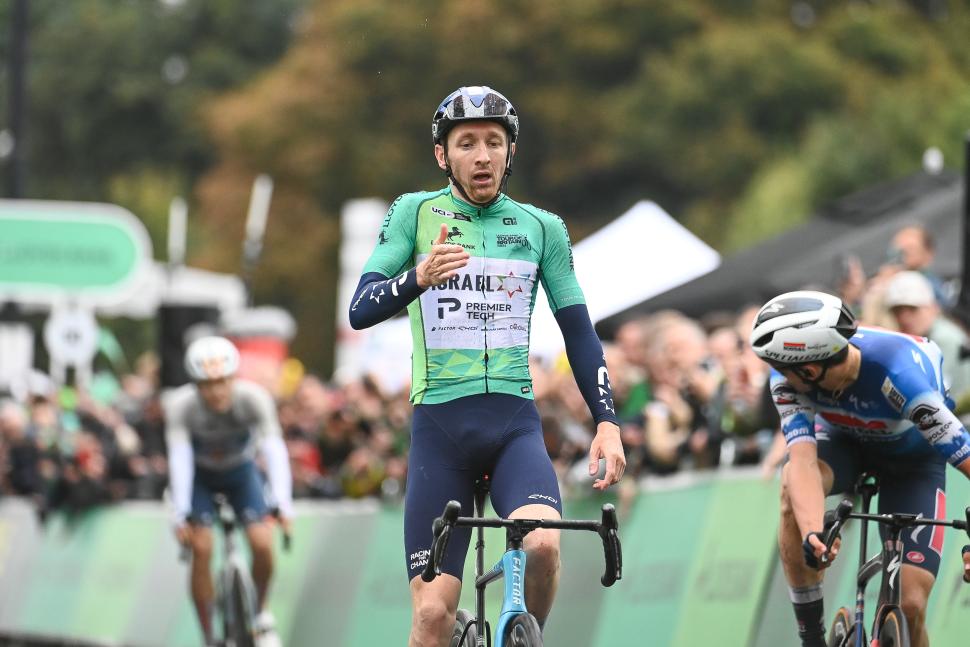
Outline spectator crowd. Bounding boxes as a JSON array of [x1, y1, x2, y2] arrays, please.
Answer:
[[2, 224, 970, 517]]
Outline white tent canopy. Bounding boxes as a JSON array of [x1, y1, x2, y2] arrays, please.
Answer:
[[339, 200, 720, 389], [529, 200, 720, 359]]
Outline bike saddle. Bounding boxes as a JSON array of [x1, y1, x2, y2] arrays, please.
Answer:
[[855, 472, 879, 498]]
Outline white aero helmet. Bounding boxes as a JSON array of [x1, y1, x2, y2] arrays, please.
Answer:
[[184, 336, 240, 381], [750, 290, 858, 368]]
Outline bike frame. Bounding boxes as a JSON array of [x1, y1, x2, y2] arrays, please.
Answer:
[[215, 495, 257, 646], [476, 547, 528, 647], [432, 477, 621, 647], [466, 479, 530, 647], [823, 475, 970, 647]]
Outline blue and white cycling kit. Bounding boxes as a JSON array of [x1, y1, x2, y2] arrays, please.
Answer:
[[164, 379, 293, 526], [771, 327, 970, 575]]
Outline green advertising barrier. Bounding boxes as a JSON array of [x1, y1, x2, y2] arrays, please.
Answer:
[[0, 470, 967, 647]]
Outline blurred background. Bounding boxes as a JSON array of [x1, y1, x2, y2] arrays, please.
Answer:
[[2, 1, 970, 645]]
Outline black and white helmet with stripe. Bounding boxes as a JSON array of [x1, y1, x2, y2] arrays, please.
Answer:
[[750, 291, 858, 368], [432, 86, 519, 145]]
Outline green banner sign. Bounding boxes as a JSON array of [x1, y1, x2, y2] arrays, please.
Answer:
[[0, 200, 151, 304]]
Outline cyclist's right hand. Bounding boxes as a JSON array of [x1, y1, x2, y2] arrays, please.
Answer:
[[803, 531, 838, 569], [416, 224, 469, 288], [174, 522, 192, 547]]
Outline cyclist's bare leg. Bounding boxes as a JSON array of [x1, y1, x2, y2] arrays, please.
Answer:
[[900, 565, 933, 647], [189, 525, 215, 642], [511, 503, 561, 627], [778, 460, 834, 587], [245, 521, 274, 611], [408, 573, 461, 647]]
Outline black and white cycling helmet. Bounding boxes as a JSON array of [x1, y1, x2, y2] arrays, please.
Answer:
[[432, 86, 519, 145], [184, 336, 240, 382], [750, 291, 857, 368]]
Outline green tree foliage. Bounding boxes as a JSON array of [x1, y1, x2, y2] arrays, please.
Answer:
[[5, 1, 970, 373], [197, 0, 970, 371], [0, 0, 304, 249]]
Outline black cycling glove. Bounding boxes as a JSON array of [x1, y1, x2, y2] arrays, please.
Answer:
[[803, 531, 823, 569]]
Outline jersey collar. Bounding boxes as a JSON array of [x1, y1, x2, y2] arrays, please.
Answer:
[[446, 187, 508, 215]]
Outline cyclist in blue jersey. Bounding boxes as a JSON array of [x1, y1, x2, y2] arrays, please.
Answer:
[[164, 336, 293, 646], [348, 86, 625, 647], [750, 291, 970, 647]]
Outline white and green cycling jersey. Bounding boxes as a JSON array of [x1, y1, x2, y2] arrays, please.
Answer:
[[362, 187, 585, 405]]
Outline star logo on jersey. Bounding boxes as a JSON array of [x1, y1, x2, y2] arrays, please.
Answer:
[[370, 286, 386, 304], [496, 271, 527, 298]]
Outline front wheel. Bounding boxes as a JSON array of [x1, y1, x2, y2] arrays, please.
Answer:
[[229, 567, 257, 647], [504, 613, 542, 647], [827, 607, 858, 647], [451, 609, 479, 647], [876, 606, 910, 647]]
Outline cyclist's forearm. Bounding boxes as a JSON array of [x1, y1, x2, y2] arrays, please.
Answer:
[[786, 452, 826, 538], [348, 270, 425, 330], [554, 304, 618, 425], [167, 437, 194, 522], [261, 435, 293, 517]]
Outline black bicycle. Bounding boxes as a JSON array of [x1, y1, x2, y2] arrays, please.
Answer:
[[421, 476, 622, 647], [818, 474, 970, 647]]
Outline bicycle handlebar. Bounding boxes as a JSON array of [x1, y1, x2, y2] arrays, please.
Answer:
[[421, 500, 623, 587], [421, 501, 461, 582], [597, 504, 622, 587], [821, 501, 970, 577], [819, 499, 853, 566]]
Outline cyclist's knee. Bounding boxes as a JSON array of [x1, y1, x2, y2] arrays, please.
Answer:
[[190, 527, 213, 561], [900, 582, 930, 625], [524, 529, 560, 571], [246, 523, 272, 550], [411, 595, 455, 635]]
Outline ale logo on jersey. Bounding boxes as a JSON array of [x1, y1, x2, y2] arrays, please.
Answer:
[[783, 342, 806, 352]]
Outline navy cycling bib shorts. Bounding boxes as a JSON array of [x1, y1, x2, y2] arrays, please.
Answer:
[[404, 393, 562, 581], [189, 460, 269, 527], [819, 426, 947, 576]]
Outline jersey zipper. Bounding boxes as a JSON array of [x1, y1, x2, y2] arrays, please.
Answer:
[[480, 207, 490, 394]]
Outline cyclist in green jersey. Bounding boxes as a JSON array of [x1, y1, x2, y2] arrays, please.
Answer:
[[349, 86, 625, 647]]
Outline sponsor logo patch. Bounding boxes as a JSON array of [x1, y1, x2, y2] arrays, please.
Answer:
[[909, 403, 940, 431], [783, 342, 806, 351], [906, 550, 925, 564], [772, 383, 799, 406], [431, 205, 471, 221], [881, 377, 906, 412], [496, 233, 531, 249]]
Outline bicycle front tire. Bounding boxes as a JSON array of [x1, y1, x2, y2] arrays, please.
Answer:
[[451, 609, 479, 647], [875, 606, 910, 647], [827, 607, 852, 647], [230, 567, 258, 647], [503, 613, 542, 647]]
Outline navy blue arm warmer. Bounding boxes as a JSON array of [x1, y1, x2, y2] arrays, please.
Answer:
[[554, 303, 618, 425], [349, 269, 426, 330]]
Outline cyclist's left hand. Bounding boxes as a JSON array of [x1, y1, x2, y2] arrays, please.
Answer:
[[589, 422, 626, 491]]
